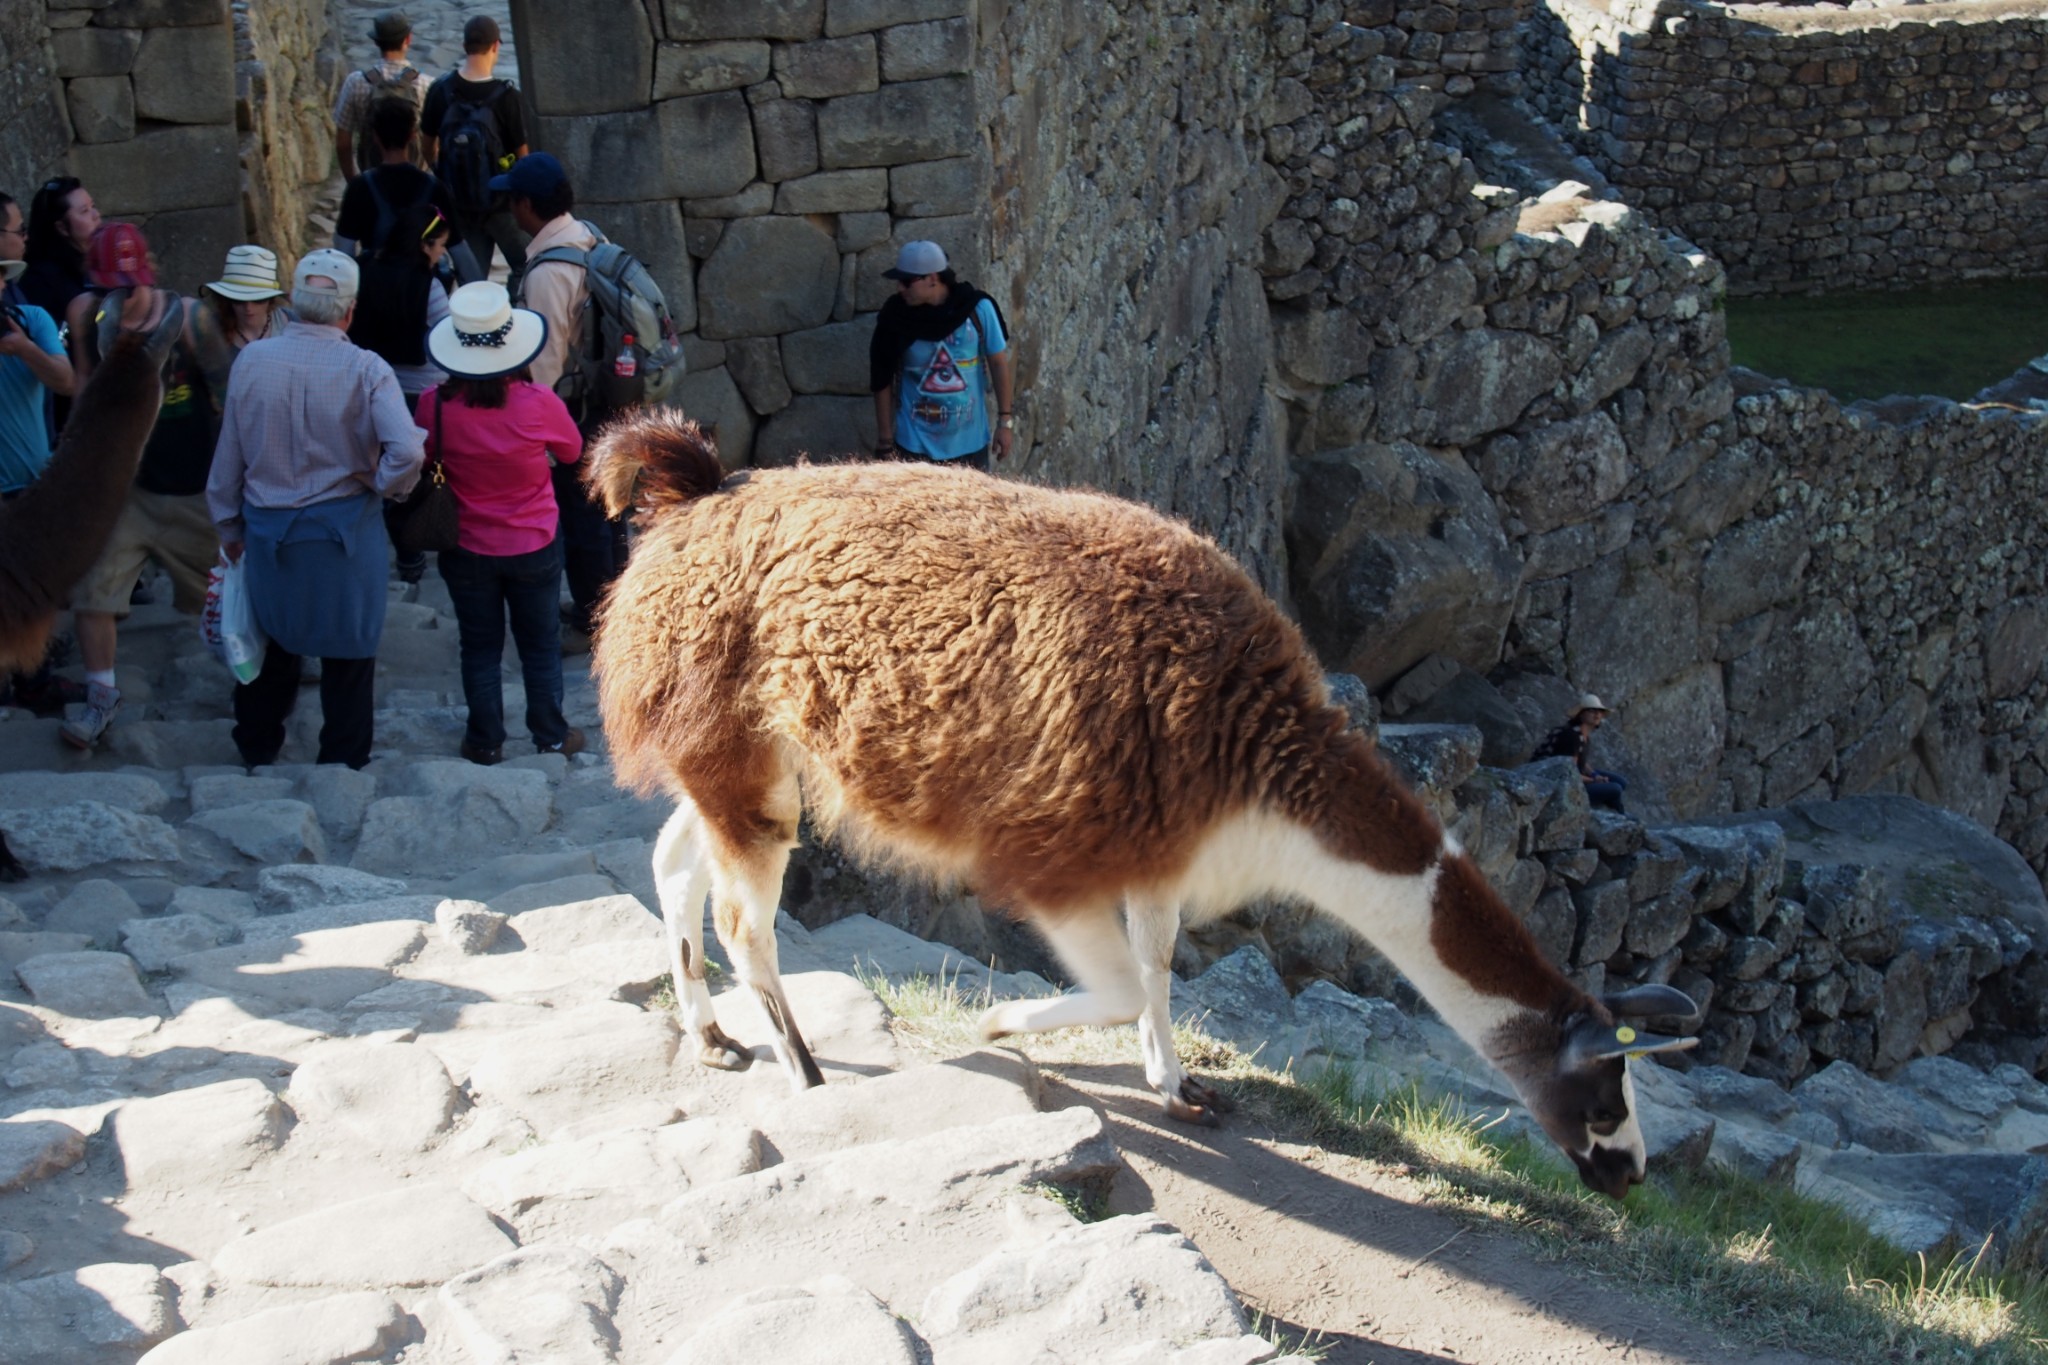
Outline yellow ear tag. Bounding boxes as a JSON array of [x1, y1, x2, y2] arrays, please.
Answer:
[[1615, 1026, 1637, 1044]]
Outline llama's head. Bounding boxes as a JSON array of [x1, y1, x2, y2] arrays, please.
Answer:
[[1494, 983, 1699, 1198]]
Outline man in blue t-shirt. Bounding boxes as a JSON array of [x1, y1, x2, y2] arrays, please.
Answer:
[[0, 194, 74, 495], [869, 241, 1016, 472]]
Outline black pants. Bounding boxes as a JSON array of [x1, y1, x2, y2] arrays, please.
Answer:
[[553, 462, 627, 635], [232, 642, 375, 770]]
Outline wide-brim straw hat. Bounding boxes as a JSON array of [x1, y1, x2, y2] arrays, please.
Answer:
[[428, 281, 548, 379], [205, 244, 285, 301]]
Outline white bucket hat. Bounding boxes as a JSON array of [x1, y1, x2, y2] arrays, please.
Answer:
[[428, 281, 549, 380], [1574, 692, 1609, 718], [205, 244, 285, 301]]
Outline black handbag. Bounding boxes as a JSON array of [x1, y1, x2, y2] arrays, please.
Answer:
[[392, 390, 460, 555]]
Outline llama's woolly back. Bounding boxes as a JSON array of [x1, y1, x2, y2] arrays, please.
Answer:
[[594, 462, 1421, 912]]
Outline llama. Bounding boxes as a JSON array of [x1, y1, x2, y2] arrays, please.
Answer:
[[0, 306, 180, 882], [586, 414, 1698, 1199]]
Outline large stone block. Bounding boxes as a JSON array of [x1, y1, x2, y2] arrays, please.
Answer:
[[72, 123, 239, 215], [782, 316, 875, 395], [696, 215, 839, 339], [653, 40, 771, 98], [879, 16, 973, 80], [52, 27, 140, 78], [774, 168, 886, 214], [517, 0, 654, 116], [666, 0, 823, 40], [817, 76, 976, 169], [890, 156, 980, 217], [774, 35, 878, 99], [669, 365, 757, 469], [96, 0, 224, 25], [67, 75, 135, 145], [727, 337, 792, 414], [754, 395, 876, 466], [752, 98, 819, 183], [537, 93, 754, 204], [132, 24, 233, 124], [592, 199, 697, 333], [826, 0, 968, 37]]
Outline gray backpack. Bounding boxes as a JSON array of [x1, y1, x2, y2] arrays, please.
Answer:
[[521, 223, 685, 423]]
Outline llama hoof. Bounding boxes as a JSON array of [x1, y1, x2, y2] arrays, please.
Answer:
[[1179, 1077, 1235, 1114], [976, 1005, 1016, 1042], [696, 1026, 752, 1071], [1164, 1093, 1224, 1128]]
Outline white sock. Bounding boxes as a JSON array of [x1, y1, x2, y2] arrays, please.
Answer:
[[86, 670, 117, 689]]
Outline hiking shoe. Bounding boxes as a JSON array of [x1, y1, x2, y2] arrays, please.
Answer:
[[9, 674, 87, 717], [538, 728, 586, 758], [58, 682, 121, 750], [460, 738, 503, 766]]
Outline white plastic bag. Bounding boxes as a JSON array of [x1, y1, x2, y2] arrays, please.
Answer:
[[200, 553, 268, 685]]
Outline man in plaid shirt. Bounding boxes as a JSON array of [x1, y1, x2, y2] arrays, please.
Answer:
[[333, 10, 426, 180]]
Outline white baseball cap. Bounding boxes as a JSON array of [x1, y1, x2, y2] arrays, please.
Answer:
[[293, 247, 359, 301], [883, 240, 949, 281]]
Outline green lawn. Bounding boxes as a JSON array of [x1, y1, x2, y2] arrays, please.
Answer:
[[1726, 279, 2048, 402]]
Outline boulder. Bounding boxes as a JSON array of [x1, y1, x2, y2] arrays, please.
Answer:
[[1288, 443, 1520, 687], [0, 1262, 179, 1363], [1395, 663, 1533, 768], [17, 951, 155, 1017], [0, 1119, 86, 1192], [435, 899, 506, 955], [284, 1040, 460, 1154], [255, 864, 406, 912], [1175, 946, 1293, 1052], [439, 1246, 623, 1365], [120, 915, 222, 973], [108, 1079, 290, 1188], [188, 800, 327, 865], [134, 1292, 410, 1365], [212, 1184, 515, 1288], [3, 801, 179, 872], [46, 879, 145, 946], [1791, 1061, 1940, 1154]]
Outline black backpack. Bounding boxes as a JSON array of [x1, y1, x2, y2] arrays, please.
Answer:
[[359, 170, 435, 258], [435, 79, 509, 216]]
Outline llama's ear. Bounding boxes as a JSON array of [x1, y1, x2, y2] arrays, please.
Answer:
[[1561, 1015, 1699, 1072], [1603, 983, 1700, 1022]]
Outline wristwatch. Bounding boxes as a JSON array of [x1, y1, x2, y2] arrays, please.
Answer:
[[998, 414, 1015, 429]]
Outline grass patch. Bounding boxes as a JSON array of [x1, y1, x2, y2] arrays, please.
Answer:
[[864, 971, 2048, 1364]]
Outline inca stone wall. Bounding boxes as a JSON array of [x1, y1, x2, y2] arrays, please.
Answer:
[[1521, 0, 2048, 294], [0, 7, 68, 201], [506, 0, 996, 476], [235, 0, 338, 266], [45, 0, 243, 297]]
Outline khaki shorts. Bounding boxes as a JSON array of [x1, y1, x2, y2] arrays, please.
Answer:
[[73, 487, 219, 618]]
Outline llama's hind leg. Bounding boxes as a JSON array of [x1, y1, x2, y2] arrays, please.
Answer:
[[708, 842, 825, 1092], [978, 908, 1147, 1040], [652, 801, 748, 1071], [1127, 897, 1230, 1126]]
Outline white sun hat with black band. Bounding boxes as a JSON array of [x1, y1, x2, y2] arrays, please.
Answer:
[[428, 281, 549, 380]]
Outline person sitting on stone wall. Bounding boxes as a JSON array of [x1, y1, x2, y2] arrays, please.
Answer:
[[1532, 692, 1628, 812]]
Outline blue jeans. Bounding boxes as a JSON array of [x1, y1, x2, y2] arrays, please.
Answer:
[[438, 540, 568, 750]]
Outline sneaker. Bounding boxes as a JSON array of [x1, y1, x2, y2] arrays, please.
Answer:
[[538, 727, 586, 758], [460, 738, 503, 766], [58, 681, 121, 750], [10, 674, 87, 717]]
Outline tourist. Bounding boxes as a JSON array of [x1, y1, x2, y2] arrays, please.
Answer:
[[59, 224, 223, 750], [419, 281, 586, 764], [17, 177, 98, 323], [332, 9, 426, 180], [206, 249, 424, 770], [0, 190, 79, 717], [333, 97, 471, 274], [192, 244, 290, 393], [869, 241, 1017, 472], [421, 15, 528, 285], [502, 152, 615, 649], [1532, 692, 1629, 812], [349, 202, 453, 593]]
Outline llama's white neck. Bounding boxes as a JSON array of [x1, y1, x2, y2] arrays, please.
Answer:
[[1169, 811, 1533, 1063]]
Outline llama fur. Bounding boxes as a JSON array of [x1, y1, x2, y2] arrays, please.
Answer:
[[588, 412, 1696, 1198]]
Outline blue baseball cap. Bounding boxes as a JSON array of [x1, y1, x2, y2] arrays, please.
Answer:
[[489, 152, 568, 198]]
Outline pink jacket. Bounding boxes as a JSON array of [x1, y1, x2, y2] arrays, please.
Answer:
[[416, 382, 583, 557]]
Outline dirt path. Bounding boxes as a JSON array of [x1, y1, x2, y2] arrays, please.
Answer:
[[1047, 1063, 1840, 1365]]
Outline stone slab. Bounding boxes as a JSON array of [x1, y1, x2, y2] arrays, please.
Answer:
[[135, 1291, 410, 1365], [212, 1183, 515, 1288]]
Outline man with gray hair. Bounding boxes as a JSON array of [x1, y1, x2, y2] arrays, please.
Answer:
[[206, 248, 424, 770]]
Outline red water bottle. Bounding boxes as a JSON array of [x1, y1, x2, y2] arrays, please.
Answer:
[[615, 334, 638, 378]]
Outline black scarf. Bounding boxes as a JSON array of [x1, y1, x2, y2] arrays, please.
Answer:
[[867, 281, 1008, 393]]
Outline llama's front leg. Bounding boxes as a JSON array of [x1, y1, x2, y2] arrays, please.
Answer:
[[978, 908, 1147, 1039], [1127, 897, 1230, 1126], [652, 803, 748, 1070]]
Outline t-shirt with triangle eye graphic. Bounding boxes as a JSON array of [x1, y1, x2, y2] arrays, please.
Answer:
[[894, 298, 1007, 461]]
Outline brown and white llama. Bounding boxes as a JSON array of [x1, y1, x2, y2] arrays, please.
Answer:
[[0, 308, 180, 880], [586, 414, 1699, 1198]]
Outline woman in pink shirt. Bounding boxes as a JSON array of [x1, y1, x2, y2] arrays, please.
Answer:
[[420, 282, 585, 765]]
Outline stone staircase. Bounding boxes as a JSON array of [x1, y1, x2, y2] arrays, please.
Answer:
[[0, 571, 1311, 1364]]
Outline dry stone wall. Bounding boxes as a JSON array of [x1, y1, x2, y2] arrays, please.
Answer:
[[1521, 0, 2048, 294], [506, 0, 995, 474], [0, 7, 69, 200], [234, 0, 337, 265]]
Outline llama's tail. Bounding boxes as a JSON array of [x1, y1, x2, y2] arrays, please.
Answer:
[[583, 409, 726, 519]]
